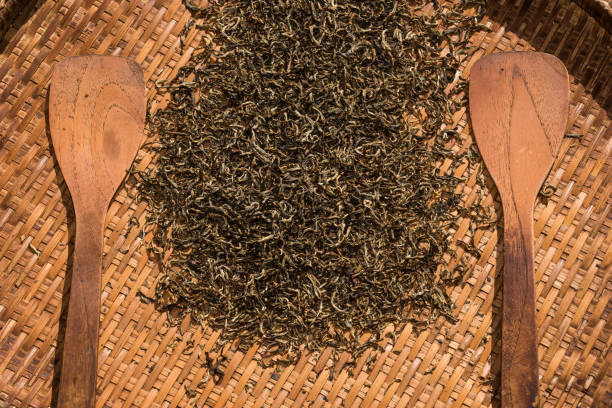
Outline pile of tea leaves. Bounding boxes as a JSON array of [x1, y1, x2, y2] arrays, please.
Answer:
[[135, 0, 490, 363]]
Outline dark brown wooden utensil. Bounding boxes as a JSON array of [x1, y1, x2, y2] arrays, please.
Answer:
[[49, 55, 145, 408], [469, 52, 569, 407]]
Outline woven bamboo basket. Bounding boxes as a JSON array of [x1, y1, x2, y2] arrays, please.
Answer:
[[0, 0, 610, 407]]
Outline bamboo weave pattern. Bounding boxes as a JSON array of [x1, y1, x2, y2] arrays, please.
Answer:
[[0, 0, 610, 407]]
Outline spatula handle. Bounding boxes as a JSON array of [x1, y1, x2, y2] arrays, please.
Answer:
[[502, 202, 538, 407], [57, 210, 105, 408]]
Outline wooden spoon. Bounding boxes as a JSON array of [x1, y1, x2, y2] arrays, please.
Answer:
[[469, 52, 569, 407], [49, 55, 145, 408]]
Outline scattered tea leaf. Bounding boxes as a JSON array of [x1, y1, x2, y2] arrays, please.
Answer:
[[135, 0, 490, 366]]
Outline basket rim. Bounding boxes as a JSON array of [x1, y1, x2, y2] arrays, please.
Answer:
[[573, 0, 612, 32]]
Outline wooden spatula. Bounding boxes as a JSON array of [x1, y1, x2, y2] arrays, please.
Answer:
[[469, 52, 569, 407], [49, 55, 145, 408]]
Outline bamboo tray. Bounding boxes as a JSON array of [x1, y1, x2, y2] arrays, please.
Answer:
[[0, 0, 610, 407]]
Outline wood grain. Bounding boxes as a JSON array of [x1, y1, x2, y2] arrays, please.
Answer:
[[49, 55, 145, 408], [469, 52, 569, 407]]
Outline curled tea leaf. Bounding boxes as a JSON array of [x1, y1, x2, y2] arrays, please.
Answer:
[[135, 0, 490, 366]]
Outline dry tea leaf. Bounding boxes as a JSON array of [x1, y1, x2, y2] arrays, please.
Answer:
[[135, 0, 490, 364]]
